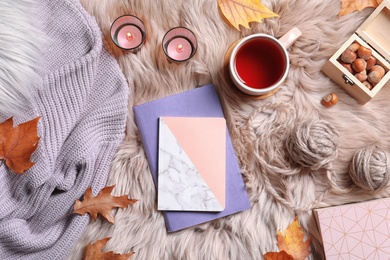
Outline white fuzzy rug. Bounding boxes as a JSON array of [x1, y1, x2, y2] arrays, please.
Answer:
[[66, 0, 390, 259], [0, 0, 45, 117]]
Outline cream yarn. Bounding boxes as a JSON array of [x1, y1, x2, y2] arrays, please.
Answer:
[[349, 144, 390, 191], [286, 119, 339, 170], [246, 110, 342, 212]]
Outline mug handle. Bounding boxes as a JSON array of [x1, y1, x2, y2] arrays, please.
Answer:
[[278, 27, 302, 49]]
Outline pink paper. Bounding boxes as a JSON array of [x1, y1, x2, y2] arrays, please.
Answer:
[[314, 198, 390, 259], [158, 117, 226, 211]]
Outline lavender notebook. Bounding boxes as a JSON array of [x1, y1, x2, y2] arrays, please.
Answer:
[[133, 84, 251, 232]]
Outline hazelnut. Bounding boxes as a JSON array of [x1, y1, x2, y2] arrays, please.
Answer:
[[352, 58, 367, 73], [366, 56, 376, 70], [367, 65, 386, 84], [321, 93, 338, 107], [368, 71, 383, 84], [370, 65, 385, 77], [357, 46, 372, 60], [339, 60, 354, 74], [362, 81, 373, 90], [347, 42, 361, 52], [355, 70, 367, 82], [340, 49, 357, 63]]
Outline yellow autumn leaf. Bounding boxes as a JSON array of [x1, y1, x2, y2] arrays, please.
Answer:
[[339, 0, 383, 17], [277, 217, 312, 260], [218, 0, 279, 30]]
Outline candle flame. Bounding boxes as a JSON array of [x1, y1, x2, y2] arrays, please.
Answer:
[[177, 44, 183, 53], [126, 32, 133, 41]]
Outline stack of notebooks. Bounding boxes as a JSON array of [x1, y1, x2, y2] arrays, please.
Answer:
[[313, 197, 390, 259], [133, 84, 251, 232]]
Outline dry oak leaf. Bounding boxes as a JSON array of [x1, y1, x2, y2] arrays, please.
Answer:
[[218, 0, 278, 30], [264, 250, 294, 260], [83, 237, 134, 260], [0, 117, 40, 174], [277, 217, 312, 260], [339, 0, 383, 16], [73, 185, 138, 224]]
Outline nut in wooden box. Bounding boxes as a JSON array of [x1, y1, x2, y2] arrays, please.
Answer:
[[322, 0, 390, 105]]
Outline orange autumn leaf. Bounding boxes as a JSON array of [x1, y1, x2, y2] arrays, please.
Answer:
[[339, 0, 383, 17], [264, 250, 294, 260], [0, 117, 40, 174], [277, 217, 312, 260], [73, 185, 138, 224], [83, 237, 134, 260], [218, 0, 278, 30]]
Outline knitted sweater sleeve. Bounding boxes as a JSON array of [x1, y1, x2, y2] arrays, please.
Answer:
[[0, 0, 129, 259]]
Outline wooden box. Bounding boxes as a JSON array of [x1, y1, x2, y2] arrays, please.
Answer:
[[322, 0, 390, 105]]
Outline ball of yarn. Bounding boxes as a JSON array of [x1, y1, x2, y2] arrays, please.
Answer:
[[349, 145, 390, 191], [286, 120, 339, 170]]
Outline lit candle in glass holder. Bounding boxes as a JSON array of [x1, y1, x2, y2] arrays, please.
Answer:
[[162, 27, 197, 62], [110, 15, 146, 51]]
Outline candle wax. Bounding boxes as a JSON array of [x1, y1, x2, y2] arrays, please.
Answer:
[[166, 37, 193, 61], [116, 25, 142, 49]]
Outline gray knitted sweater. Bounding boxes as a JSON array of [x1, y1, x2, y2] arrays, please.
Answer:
[[0, 0, 128, 259]]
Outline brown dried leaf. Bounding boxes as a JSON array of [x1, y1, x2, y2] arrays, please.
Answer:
[[0, 117, 40, 174], [339, 0, 383, 17], [264, 250, 295, 260], [83, 237, 134, 260], [277, 217, 312, 260], [218, 0, 278, 30], [73, 185, 138, 223]]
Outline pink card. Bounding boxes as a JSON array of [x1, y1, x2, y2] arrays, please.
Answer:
[[314, 198, 390, 259], [157, 117, 226, 211]]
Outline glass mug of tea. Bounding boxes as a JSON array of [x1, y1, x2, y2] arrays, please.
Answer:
[[228, 27, 302, 97]]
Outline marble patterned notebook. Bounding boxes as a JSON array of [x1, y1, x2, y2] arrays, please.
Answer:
[[132, 84, 251, 232], [314, 197, 390, 259], [157, 117, 226, 211]]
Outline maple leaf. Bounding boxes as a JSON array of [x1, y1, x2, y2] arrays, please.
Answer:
[[83, 237, 134, 260], [0, 117, 40, 174], [218, 0, 279, 30], [264, 250, 294, 260], [277, 217, 312, 260], [73, 185, 138, 224], [339, 0, 383, 17]]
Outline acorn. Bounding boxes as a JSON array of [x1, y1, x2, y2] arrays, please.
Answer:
[[357, 46, 372, 60], [321, 93, 338, 107], [352, 58, 367, 73], [340, 49, 357, 63]]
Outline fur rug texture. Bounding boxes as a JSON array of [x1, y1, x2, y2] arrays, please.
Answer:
[[0, 0, 45, 117], [63, 1, 390, 259], [5, 0, 389, 259], [67, 0, 390, 259]]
